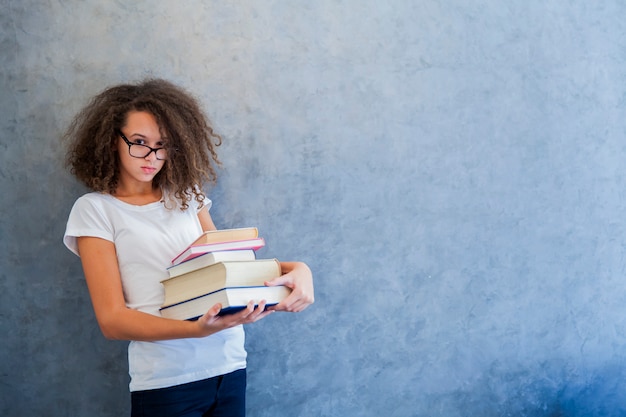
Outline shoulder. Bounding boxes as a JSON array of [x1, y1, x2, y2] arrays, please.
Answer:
[[71, 191, 104, 207], [64, 193, 115, 256], [74, 191, 109, 204], [67, 192, 117, 220], [199, 196, 212, 212], [70, 192, 112, 213]]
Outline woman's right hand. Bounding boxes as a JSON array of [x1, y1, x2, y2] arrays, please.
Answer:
[[194, 301, 274, 337]]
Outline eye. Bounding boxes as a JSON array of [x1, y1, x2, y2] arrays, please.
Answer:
[[133, 138, 147, 145]]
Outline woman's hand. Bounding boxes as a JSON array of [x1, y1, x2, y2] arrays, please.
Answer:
[[194, 260, 315, 335], [265, 262, 315, 312], [194, 301, 274, 336]]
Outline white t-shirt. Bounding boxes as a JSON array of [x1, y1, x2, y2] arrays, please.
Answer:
[[63, 192, 246, 392]]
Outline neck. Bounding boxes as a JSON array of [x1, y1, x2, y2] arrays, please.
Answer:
[[113, 182, 162, 205]]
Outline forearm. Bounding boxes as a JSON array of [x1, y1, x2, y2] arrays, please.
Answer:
[[96, 306, 204, 341], [280, 261, 311, 275], [99, 300, 274, 341]]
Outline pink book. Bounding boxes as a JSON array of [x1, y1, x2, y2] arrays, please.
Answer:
[[171, 237, 266, 266]]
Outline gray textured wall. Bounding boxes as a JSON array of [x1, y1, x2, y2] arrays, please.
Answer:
[[3, 1, 626, 416]]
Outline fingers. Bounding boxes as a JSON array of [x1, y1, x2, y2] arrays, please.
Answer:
[[220, 300, 274, 325], [198, 303, 222, 321], [234, 300, 272, 323], [195, 300, 275, 337], [270, 288, 314, 313], [265, 274, 288, 287], [208, 303, 222, 316]]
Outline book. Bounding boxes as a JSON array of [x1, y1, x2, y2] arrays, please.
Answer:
[[188, 227, 259, 246], [160, 259, 282, 308], [171, 237, 266, 265], [166, 249, 257, 278], [170, 227, 259, 265], [160, 285, 292, 320]]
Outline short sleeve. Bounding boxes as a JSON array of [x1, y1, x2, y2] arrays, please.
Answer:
[[199, 197, 212, 213], [63, 194, 114, 257]]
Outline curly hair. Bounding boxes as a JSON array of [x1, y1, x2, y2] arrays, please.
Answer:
[[64, 78, 221, 210]]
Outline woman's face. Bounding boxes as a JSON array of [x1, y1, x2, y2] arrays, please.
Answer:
[[116, 110, 167, 188]]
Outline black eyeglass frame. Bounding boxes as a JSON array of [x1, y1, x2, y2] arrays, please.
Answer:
[[117, 130, 168, 160]]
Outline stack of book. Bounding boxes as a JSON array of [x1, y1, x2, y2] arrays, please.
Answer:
[[159, 227, 290, 320]]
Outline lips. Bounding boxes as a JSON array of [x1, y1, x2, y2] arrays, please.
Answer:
[[141, 166, 157, 174]]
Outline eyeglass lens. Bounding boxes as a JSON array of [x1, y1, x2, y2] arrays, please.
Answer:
[[129, 144, 167, 160], [119, 131, 168, 160]]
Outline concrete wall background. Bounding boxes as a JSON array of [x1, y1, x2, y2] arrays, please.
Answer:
[[3, 1, 626, 416]]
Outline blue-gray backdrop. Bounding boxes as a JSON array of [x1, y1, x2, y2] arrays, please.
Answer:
[[3, 1, 626, 416]]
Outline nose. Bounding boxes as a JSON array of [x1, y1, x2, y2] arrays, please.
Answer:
[[144, 149, 159, 161]]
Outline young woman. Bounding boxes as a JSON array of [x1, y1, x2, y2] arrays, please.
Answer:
[[62, 79, 314, 416]]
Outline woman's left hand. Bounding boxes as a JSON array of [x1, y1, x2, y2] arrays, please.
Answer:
[[265, 261, 315, 312]]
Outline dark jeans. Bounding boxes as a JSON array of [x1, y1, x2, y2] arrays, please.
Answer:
[[131, 369, 246, 417]]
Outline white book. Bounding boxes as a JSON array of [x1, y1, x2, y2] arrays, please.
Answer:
[[166, 249, 257, 278], [160, 285, 291, 320]]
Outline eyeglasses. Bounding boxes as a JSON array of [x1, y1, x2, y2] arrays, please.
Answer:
[[118, 131, 168, 160]]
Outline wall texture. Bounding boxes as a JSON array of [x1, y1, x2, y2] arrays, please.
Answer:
[[3, 1, 626, 416]]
